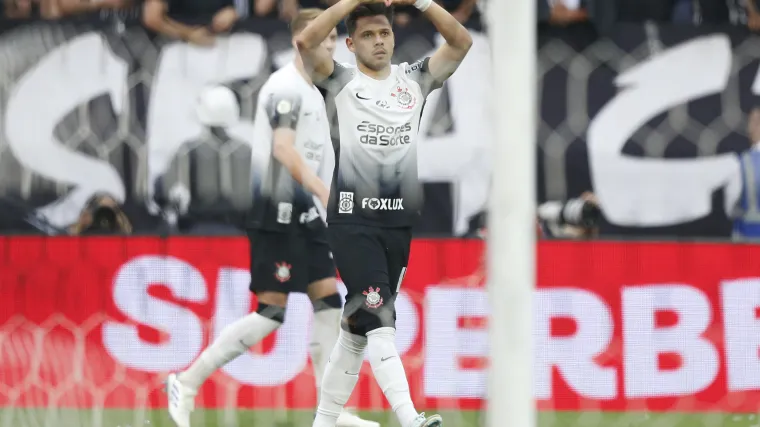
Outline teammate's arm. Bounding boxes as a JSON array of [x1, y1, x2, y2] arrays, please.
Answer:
[[294, 0, 360, 81], [315, 138, 336, 218], [268, 95, 330, 207], [421, 1, 473, 82]]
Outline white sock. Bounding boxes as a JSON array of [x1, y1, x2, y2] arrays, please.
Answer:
[[366, 327, 419, 427], [310, 308, 342, 395], [313, 329, 367, 427], [179, 311, 282, 391]]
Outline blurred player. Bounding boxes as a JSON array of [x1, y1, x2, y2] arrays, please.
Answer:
[[295, 1, 472, 426], [165, 9, 378, 427]]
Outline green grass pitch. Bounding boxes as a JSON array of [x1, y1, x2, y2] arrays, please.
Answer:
[[1, 409, 759, 427]]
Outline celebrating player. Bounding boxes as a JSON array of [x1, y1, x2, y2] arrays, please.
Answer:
[[164, 9, 378, 427], [295, 1, 472, 426]]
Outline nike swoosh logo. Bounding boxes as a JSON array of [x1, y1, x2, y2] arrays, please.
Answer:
[[380, 356, 396, 362], [345, 371, 359, 375], [355, 93, 371, 100], [304, 112, 312, 116]]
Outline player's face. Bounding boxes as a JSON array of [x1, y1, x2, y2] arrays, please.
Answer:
[[347, 15, 394, 72], [321, 28, 339, 57]]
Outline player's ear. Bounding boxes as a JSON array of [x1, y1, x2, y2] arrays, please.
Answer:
[[345, 36, 355, 53]]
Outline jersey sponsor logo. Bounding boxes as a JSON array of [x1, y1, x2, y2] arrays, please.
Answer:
[[356, 121, 412, 146], [362, 197, 404, 211], [274, 262, 292, 283], [277, 202, 292, 224], [338, 192, 354, 214], [390, 87, 416, 110], [303, 140, 324, 162], [405, 60, 424, 74]]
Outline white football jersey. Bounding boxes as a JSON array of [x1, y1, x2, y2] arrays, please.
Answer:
[[248, 63, 334, 231], [319, 57, 442, 227]]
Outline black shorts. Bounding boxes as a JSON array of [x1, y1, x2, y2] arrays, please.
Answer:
[[327, 224, 412, 335], [248, 227, 336, 295]]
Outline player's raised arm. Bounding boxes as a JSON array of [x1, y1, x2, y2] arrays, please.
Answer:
[[407, 0, 473, 83], [267, 93, 330, 207], [294, 0, 362, 81]]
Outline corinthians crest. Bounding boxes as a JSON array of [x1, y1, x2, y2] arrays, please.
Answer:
[[274, 262, 292, 283], [391, 86, 416, 110], [363, 286, 384, 308]]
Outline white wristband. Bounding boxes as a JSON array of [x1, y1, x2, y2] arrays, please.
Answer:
[[414, 0, 432, 11]]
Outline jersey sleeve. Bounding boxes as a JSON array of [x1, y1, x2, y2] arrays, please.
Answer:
[[317, 61, 355, 94], [263, 87, 302, 130], [404, 57, 444, 97], [315, 139, 336, 219]]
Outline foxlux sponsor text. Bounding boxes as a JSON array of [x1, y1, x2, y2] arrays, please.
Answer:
[[362, 198, 404, 210]]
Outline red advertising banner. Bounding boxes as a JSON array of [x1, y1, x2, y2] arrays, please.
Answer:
[[2, 237, 760, 412]]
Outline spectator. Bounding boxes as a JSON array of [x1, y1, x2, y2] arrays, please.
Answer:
[[537, 192, 602, 239], [69, 193, 133, 236], [4, 0, 60, 19], [3, 0, 33, 18], [252, 0, 298, 20], [58, 0, 128, 17], [143, 0, 238, 46], [617, 0, 728, 23], [697, 0, 730, 23], [731, 108, 760, 241], [744, 0, 760, 29], [545, 0, 588, 26], [617, 0, 674, 22], [436, 0, 479, 24]]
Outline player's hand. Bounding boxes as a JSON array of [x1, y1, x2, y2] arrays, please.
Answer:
[[279, 0, 298, 21], [211, 7, 238, 33], [749, 12, 760, 31], [395, 12, 411, 26], [452, 8, 471, 23], [381, 0, 417, 6], [101, 0, 126, 8], [319, 192, 329, 209], [187, 28, 215, 47]]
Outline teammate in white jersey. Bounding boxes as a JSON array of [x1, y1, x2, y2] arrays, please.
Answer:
[[295, 1, 472, 427], [164, 9, 378, 427]]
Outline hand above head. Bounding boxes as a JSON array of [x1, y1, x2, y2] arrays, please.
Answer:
[[381, 0, 417, 6]]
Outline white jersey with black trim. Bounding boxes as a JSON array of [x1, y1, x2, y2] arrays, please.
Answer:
[[319, 57, 442, 228], [248, 62, 334, 233]]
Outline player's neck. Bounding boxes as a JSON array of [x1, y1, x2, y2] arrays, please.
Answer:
[[292, 57, 314, 86], [357, 62, 391, 80]]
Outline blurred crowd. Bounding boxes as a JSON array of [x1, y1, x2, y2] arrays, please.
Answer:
[[540, 0, 760, 31], [1, 0, 759, 37], [0, 0, 481, 38], [2, 0, 759, 29], [0, 0, 755, 240]]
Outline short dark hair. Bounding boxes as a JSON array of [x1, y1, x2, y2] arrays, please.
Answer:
[[345, 4, 394, 36]]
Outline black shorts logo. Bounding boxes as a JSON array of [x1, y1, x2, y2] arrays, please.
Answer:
[[363, 286, 384, 308], [274, 262, 292, 283]]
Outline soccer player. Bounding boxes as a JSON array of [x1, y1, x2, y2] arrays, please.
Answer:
[[294, 0, 472, 426], [164, 9, 378, 427]]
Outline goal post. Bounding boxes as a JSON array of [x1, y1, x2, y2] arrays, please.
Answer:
[[485, 0, 537, 425]]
